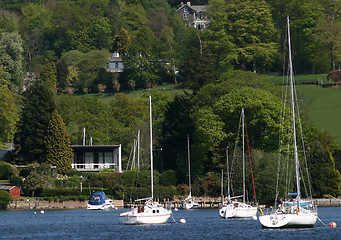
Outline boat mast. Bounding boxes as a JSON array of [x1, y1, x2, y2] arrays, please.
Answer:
[[137, 130, 140, 170], [287, 16, 301, 201], [226, 146, 230, 201], [149, 96, 154, 201], [187, 134, 192, 197], [221, 169, 224, 204], [242, 108, 245, 203]]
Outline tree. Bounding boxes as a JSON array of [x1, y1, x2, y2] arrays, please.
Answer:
[[304, 123, 341, 197], [159, 95, 194, 172], [109, 93, 146, 127], [22, 171, 46, 197], [315, 0, 341, 70], [123, 25, 162, 89], [44, 110, 73, 173], [0, 32, 24, 86], [0, 161, 13, 180], [0, 190, 11, 209], [0, 75, 19, 147], [77, 50, 111, 93], [0, 11, 19, 33], [113, 28, 130, 54], [14, 80, 55, 164], [40, 62, 57, 93], [204, 0, 278, 72]]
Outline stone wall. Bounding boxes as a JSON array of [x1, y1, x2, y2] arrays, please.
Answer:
[[8, 199, 123, 210]]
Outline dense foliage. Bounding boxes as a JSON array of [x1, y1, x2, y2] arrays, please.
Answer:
[[0, 190, 11, 209], [1, 0, 341, 204], [44, 110, 73, 173]]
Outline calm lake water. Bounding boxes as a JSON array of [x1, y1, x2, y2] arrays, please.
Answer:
[[1, 206, 341, 239]]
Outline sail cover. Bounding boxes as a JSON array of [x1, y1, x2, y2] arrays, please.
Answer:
[[88, 192, 108, 205]]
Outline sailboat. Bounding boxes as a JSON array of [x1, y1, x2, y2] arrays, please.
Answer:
[[119, 96, 172, 225], [259, 16, 317, 228], [219, 108, 258, 218], [181, 135, 199, 210]]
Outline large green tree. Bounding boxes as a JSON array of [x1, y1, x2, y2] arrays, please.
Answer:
[[0, 32, 25, 87], [14, 80, 55, 164], [0, 74, 19, 147], [44, 110, 73, 173], [205, 0, 278, 72]]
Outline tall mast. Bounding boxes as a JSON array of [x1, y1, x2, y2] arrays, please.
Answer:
[[221, 169, 224, 204], [226, 146, 230, 201], [242, 108, 245, 203], [137, 130, 140, 170], [149, 96, 154, 201], [287, 16, 300, 200], [187, 134, 192, 196]]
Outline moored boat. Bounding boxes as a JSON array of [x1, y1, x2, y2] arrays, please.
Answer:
[[258, 16, 317, 228], [87, 192, 114, 210], [119, 96, 172, 225]]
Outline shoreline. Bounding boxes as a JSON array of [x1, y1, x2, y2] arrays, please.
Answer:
[[8, 199, 124, 210], [6, 198, 341, 210]]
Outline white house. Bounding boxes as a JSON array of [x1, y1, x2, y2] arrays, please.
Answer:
[[71, 145, 122, 172]]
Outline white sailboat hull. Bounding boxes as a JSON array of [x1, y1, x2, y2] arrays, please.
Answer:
[[219, 202, 257, 218], [181, 201, 199, 210], [259, 212, 317, 228], [119, 203, 171, 225], [181, 195, 199, 210]]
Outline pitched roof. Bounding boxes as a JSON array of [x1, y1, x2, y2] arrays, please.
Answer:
[[0, 185, 19, 191]]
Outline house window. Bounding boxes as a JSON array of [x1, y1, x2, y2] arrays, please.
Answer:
[[105, 151, 113, 168], [184, 7, 188, 12], [183, 13, 189, 20], [85, 152, 94, 169], [115, 62, 118, 68]]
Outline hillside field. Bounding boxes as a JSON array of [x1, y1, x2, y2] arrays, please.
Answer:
[[83, 74, 341, 146], [297, 84, 341, 146]]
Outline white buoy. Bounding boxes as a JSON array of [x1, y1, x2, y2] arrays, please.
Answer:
[[114, 207, 118, 210], [34, 212, 36, 214], [180, 218, 186, 224], [40, 210, 45, 214], [174, 208, 178, 211], [252, 215, 258, 221]]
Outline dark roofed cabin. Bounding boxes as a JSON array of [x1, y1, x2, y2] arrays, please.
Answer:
[[71, 145, 122, 172]]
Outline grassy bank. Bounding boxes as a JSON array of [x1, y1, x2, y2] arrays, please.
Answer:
[[297, 84, 341, 146]]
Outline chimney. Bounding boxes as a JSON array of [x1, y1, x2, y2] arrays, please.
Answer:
[[187, 2, 191, 6]]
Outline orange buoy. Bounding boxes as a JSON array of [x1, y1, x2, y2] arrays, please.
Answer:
[[329, 222, 337, 228]]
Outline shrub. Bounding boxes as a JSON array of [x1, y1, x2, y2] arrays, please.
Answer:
[[160, 170, 177, 186], [108, 184, 124, 200], [327, 70, 341, 83], [0, 190, 11, 209], [10, 175, 21, 186], [0, 161, 13, 180], [122, 170, 137, 187]]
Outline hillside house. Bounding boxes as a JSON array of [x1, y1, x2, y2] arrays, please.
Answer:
[[106, 52, 124, 73], [71, 145, 122, 172], [176, 2, 210, 30]]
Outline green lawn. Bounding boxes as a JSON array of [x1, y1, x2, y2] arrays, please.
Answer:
[[297, 84, 341, 146], [268, 74, 327, 84], [80, 83, 190, 105]]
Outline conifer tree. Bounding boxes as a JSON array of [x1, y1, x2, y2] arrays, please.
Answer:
[[14, 80, 55, 164], [44, 110, 73, 173]]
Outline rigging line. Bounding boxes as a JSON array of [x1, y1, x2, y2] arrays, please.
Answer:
[[294, 83, 313, 198], [244, 116, 257, 204], [126, 139, 135, 171], [275, 73, 289, 208], [231, 111, 243, 198]]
